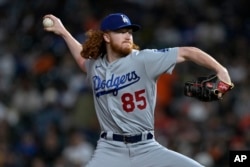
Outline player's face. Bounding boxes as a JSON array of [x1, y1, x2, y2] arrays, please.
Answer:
[[106, 29, 134, 57]]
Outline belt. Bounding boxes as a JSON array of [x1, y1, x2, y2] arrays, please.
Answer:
[[100, 132, 153, 143]]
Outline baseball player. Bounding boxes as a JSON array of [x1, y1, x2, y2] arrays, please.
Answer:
[[43, 13, 232, 167]]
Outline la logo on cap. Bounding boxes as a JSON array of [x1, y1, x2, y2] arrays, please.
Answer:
[[100, 13, 141, 32], [121, 15, 129, 23]]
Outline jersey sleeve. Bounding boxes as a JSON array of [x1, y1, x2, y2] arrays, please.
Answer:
[[141, 47, 178, 79]]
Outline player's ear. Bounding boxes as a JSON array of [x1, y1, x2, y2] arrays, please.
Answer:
[[103, 33, 110, 43]]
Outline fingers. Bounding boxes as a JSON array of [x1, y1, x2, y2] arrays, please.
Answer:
[[218, 92, 223, 99], [43, 14, 56, 20], [43, 14, 62, 26], [42, 14, 64, 35], [43, 15, 55, 30]]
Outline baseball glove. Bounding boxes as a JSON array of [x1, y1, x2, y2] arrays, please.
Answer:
[[184, 74, 234, 102]]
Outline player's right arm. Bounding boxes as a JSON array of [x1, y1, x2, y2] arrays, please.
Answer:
[[43, 14, 87, 73], [177, 47, 231, 85]]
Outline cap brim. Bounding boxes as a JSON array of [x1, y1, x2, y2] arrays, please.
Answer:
[[114, 24, 141, 32]]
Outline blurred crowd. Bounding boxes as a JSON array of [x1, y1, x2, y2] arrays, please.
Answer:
[[0, 0, 249, 167]]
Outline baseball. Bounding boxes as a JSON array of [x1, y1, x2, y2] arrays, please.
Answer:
[[43, 18, 54, 27]]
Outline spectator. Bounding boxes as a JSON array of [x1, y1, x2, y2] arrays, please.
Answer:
[[62, 129, 94, 167]]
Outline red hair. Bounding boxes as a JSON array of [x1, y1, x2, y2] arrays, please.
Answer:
[[81, 29, 140, 59]]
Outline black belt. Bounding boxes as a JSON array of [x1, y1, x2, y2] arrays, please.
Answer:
[[100, 132, 153, 143]]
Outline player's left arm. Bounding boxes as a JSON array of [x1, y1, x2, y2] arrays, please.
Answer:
[[177, 47, 232, 85]]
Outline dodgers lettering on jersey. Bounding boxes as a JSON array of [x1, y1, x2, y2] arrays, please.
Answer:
[[85, 48, 178, 133], [93, 71, 140, 97]]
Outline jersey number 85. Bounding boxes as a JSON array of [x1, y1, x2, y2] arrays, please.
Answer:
[[121, 89, 147, 113]]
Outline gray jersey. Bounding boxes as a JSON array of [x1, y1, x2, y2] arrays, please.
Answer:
[[85, 47, 178, 134]]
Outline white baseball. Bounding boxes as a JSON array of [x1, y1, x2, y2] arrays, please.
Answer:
[[43, 18, 54, 27]]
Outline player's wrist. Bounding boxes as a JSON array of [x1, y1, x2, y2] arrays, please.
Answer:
[[216, 67, 232, 85]]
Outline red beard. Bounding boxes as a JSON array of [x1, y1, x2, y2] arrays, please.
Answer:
[[110, 40, 133, 57]]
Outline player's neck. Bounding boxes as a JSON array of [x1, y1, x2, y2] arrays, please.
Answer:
[[106, 46, 131, 63], [106, 50, 123, 63]]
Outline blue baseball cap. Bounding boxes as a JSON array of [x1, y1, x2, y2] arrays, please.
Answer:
[[100, 13, 141, 32]]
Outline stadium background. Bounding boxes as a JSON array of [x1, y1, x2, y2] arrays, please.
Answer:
[[0, 0, 249, 166]]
